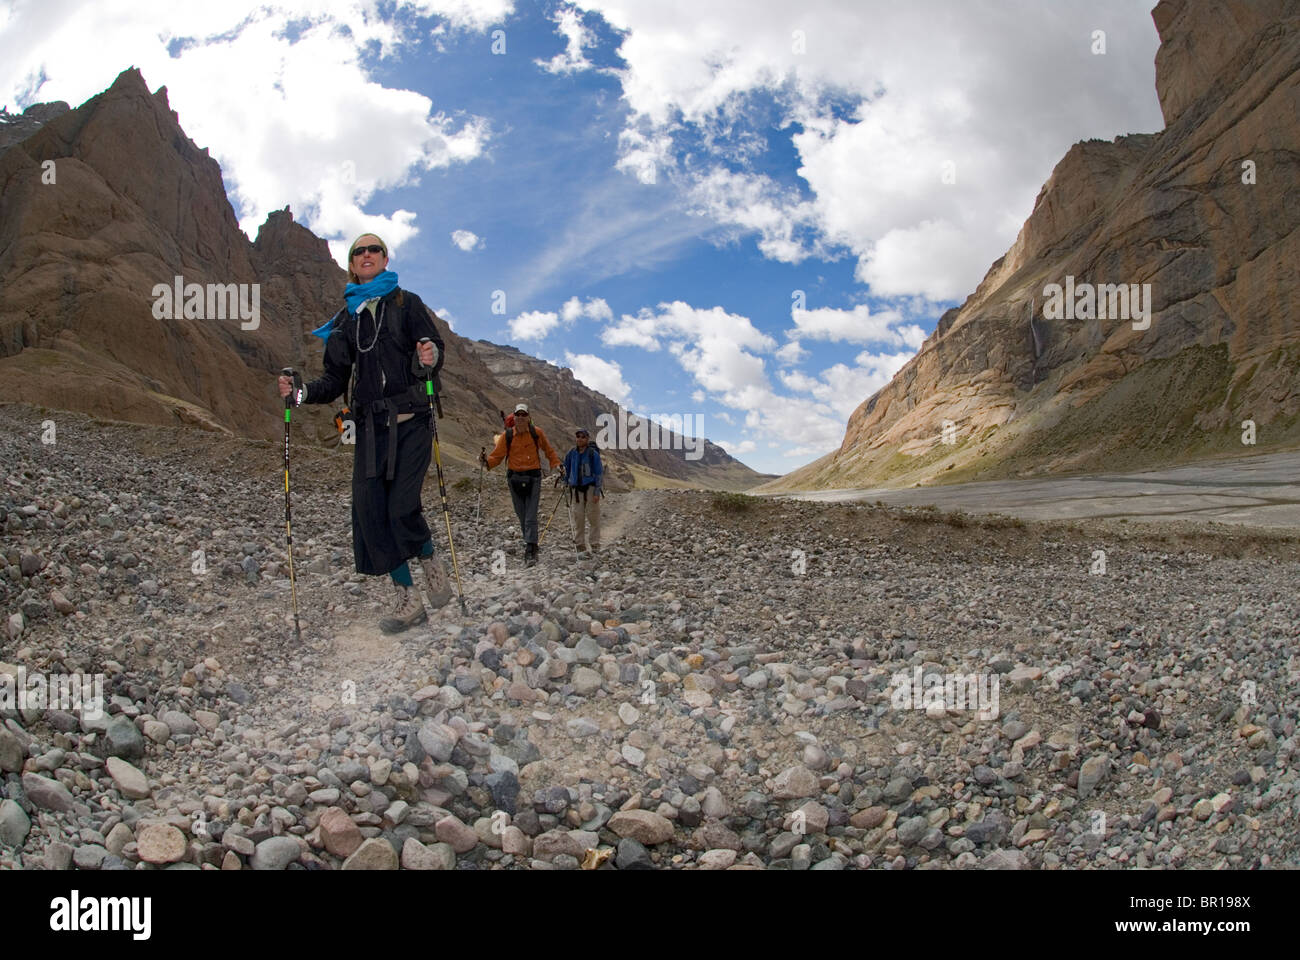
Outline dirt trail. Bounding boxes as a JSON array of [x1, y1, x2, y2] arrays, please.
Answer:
[[252, 490, 655, 733], [598, 490, 647, 546]]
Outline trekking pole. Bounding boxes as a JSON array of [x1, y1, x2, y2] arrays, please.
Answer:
[[564, 485, 579, 558], [497, 411, 509, 497], [538, 474, 565, 546], [475, 447, 484, 521], [280, 367, 303, 643], [418, 339, 468, 616]]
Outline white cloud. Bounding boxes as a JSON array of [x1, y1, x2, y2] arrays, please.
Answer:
[[601, 311, 661, 350], [0, 1, 502, 261], [780, 350, 913, 418], [434, 306, 457, 330], [573, 0, 1164, 301], [745, 392, 848, 460], [602, 301, 780, 418], [614, 124, 676, 185], [670, 335, 770, 409], [685, 166, 824, 264], [510, 176, 704, 303], [510, 310, 560, 341], [774, 340, 807, 365], [598, 298, 844, 458], [719, 438, 755, 455], [536, 4, 597, 75], [787, 303, 926, 349], [599, 297, 920, 464], [508, 296, 611, 343], [420, 0, 514, 32], [602, 300, 774, 354], [564, 351, 631, 403], [855, 219, 980, 302], [560, 296, 614, 324], [451, 229, 484, 251]]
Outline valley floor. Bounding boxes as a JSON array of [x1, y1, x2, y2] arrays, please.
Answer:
[[1, 404, 1298, 871], [782, 452, 1300, 529]]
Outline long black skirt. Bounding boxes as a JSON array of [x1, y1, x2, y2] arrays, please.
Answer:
[[351, 412, 432, 576]]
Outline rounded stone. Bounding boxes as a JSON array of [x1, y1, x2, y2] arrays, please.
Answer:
[[250, 835, 302, 870], [137, 824, 188, 864], [342, 837, 399, 870], [607, 809, 674, 845]]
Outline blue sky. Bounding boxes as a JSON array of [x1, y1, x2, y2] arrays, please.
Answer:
[[1, 0, 1166, 475]]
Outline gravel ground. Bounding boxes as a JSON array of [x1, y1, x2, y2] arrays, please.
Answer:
[[2, 403, 1298, 871]]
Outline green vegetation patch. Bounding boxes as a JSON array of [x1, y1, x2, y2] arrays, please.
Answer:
[[711, 491, 762, 513]]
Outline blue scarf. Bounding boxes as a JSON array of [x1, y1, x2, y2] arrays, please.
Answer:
[[345, 270, 399, 315], [311, 270, 400, 342]]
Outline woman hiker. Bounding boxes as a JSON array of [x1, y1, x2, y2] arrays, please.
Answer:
[[480, 402, 560, 567], [277, 232, 453, 634], [562, 426, 603, 553]]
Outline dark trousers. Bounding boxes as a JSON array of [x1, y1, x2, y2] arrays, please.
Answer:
[[507, 471, 541, 544], [352, 413, 431, 575]]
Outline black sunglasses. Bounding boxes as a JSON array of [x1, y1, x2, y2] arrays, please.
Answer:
[[351, 244, 385, 258], [575, 432, 588, 438]]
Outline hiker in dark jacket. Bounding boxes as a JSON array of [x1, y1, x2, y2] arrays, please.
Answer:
[[277, 231, 452, 633], [480, 402, 560, 566], [562, 427, 603, 553]]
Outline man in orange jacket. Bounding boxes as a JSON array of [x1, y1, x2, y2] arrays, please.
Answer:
[[481, 402, 561, 566]]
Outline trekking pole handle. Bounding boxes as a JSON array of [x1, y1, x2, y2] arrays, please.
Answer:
[[416, 339, 443, 414], [281, 367, 303, 408], [415, 340, 433, 380]]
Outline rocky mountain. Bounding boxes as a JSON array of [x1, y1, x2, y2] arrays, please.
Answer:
[[761, 0, 1299, 494], [0, 67, 764, 490], [0, 70, 299, 435], [0, 103, 70, 153]]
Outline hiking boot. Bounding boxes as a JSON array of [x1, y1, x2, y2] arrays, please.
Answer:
[[418, 554, 452, 609], [379, 584, 427, 634], [524, 543, 538, 567]]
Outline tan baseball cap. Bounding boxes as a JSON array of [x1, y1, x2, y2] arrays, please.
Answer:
[[514, 402, 529, 414]]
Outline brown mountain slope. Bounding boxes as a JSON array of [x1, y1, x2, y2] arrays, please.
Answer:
[[761, 0, 1300, 494], [0, 67, 764, 490], [0, 69, 298, 435]]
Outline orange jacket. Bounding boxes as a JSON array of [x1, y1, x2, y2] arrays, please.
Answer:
[[485, 424, 560, 472]]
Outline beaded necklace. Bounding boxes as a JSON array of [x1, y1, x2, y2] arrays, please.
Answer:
[[355, 299, 383, 353]]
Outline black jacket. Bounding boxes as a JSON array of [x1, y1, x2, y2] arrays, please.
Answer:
[[304, 288, 445, 409], [303, 288, 446, 479]]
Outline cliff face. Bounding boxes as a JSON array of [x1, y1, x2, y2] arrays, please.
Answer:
[[0, 68, 764, 488], [764, 0, 1300, 493]]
